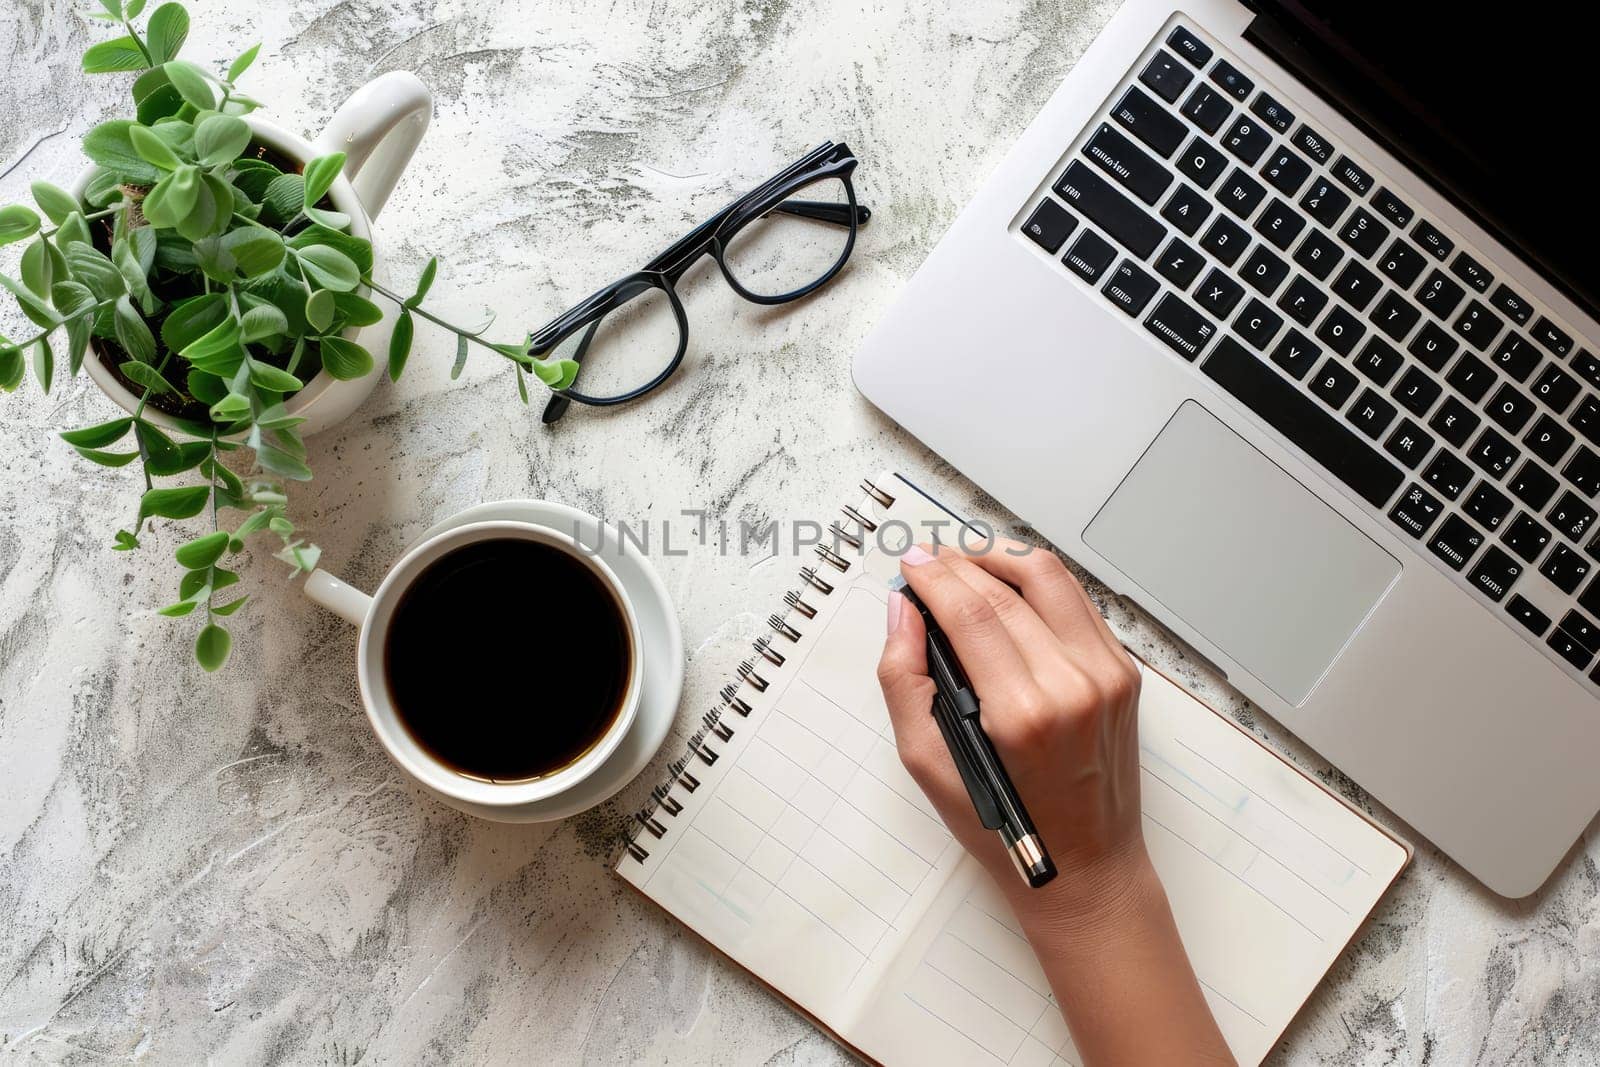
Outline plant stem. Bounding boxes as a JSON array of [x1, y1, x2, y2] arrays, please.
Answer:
[[363, 277, 530, 364], [39, 207, 118, 241], [0, 298, 116, 357], [123, 19, 154, 66]]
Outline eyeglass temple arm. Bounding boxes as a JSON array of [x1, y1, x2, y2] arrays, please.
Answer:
[[769, 200, 871, 226], [540, 318, 601, 424]]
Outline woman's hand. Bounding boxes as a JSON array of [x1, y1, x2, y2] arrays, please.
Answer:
[[877, 540, 1233, 1066]]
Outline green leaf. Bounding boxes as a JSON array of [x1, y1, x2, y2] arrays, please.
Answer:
[[239, 303, 287, 342], [193, 113, 250, 166], [113, 295, 157, 363], [64, 243, 125, 301], [253, 402, 304, 430], [83, 169, 126, 207], [515, 364, 529, 404], [535, 358, 580, 390], [294, 245, 359, 292], [287, 224, 372, 273], [304, 288, 335, 333], [55, 211, 93, 248], [34, 338, 54, 394], [220, 226, 283, 276], [212, 595, 248, 616], [0, 205, 40, 247], [407, 256, 438, 308], [134, 419, 180, 471], [150, 439, 211, 476], [140, 166, 199, 228], [131, 66, 184, 125], [180, 313, 242, 362], [229, 157, 280, 200], [301, 152, 346, 208], [65, 317, 91, 375], [128, 123, 181, 172], [113, 529, 141, 551], [178, 567, 207, 599], [208, 391, 250, 421], [187, 369, 227, 405], [261, 173, 304, 226], [119, 358, 176, 393], [173, 173, 222, 242], [303, 206, 351, 231], [146, 3, 190, 64], [228, 42, 261, 82], [76, 446, 141, 467], [98, 0, 123, 17], [175, 530, 228, 568], [275, 541, 320, 572], [0, 342, 25, 392], [247, 359, 303, 393], [450, 335, 469, 380], [161, 292, 227, 352], [139, 484, 210, 521], [20, 239, 58, 296], [82, 36, 149, 74], [111, 235, 154, 309], [125, 0, 147, 19], [195, 623, 231, 672], [387, 309, 413, 381], [61, 417, 134, 448], [0, 274, 59, 328], [319, 335, 372, 380], [158, 599, 198, 617], [253, 439, 312, 481], [163, 60, 213, 110], [332, 292, 382, 327], [30, 182, 79, 225], [83, 121, 161, 183]]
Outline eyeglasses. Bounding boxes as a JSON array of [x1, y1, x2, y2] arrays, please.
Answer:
[[533, 142, 870, 424]]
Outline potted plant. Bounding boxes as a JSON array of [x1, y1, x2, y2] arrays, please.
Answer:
[[0, 0, 578, 670]]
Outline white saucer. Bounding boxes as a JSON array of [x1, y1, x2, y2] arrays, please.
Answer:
[[414, 499, 684, 822]]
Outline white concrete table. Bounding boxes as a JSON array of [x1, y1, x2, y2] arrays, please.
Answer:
[[2, 0, 1597, 1061]]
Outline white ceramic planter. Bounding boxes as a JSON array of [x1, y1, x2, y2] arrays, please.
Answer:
[[75, 71, 433, 438]]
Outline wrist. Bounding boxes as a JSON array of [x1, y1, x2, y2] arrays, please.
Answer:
[[1003, 837, 1164, 944]]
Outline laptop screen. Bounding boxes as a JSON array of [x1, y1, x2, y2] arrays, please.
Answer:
[[1244, 2, 1599, 325]]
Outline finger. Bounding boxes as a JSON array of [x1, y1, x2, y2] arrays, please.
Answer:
[[900, 547, 1034, 701], [965, 540, 1127, 662], [877, 590, 946, 782], [924, 542, 1070, 677]]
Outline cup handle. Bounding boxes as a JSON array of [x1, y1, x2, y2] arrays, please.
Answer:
[[305, 568, 373, 626], [311, 71, 433, 221]]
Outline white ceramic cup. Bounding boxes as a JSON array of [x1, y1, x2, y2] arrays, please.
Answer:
[[303, 520, 643, 820]]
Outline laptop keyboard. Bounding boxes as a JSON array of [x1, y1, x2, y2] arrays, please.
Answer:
[[1017, 21, 1600, 690]]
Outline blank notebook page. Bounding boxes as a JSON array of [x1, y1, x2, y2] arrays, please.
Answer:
[[617, 472, 1409, 1067]]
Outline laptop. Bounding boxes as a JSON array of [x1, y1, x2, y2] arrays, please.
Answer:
[[852, 0, 1600, 898]]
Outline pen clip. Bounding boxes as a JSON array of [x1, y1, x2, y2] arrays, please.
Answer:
[[931, 692, 1004, 830]]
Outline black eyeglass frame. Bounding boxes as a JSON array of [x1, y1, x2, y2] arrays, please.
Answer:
[[532, 142, 869, 422]]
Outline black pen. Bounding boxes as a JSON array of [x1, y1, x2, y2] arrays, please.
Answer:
[[890, 577, 1057, 888]]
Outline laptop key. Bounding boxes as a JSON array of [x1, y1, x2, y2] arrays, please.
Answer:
[[1270, 328, 1321, 380], [1154, 237, 1204, 289], [1392, 366, 1442, 416], [1370, 291, 1421, 341], [1143, 293, 1216, 361], [1353, 337, 1404, 386], [1510, 462, 1559, 510], [1378, 240, 1427, 290], [1562, 610, 1600, 653], [1428, 514, 1485, 571], [1490, 283, 1534, 326], [1199, 214, 1250, 267], [1253, 198, 1305, 250], [1292, 124, 1332, 164], [1452, 300, 1504, 352], [1278, 275, 1327, 327], [1539, 543, 1592, 594], [1572, 395, 1600, 445], [1579, 573, 1600, 618], [1348, 388, 1397, 438], [1022, 200, 1078, 253], [1491, 333, 1541, 383], [1429, 396, 1480, 448], [1202, 337, 1402, 507], [1330, 155, 1374, 196], [1084, 124, 1175, 205], [1468, 546, 1524, 603], [1316, 305, 1366, 356], [1469, 426, 1520, 480], [1507, 594, 1551, 635], [1249, 92, 1294, 133], [1293, 228, 1343, 281], [1450, 252, 1492, 293], [1234, 298, 1283, 350], [1310, 358, 1360, 410], [1240, 246, 1289, 296], [1563, 445, 1600, 497], [1571, 350, 1600, 391], [1300, 177, 1350, 228], [1503, 511, 1553, 563], [1111, 87, 1188, 157], [1532, 317, 1574, 358], [1167, 26, 1212, 68], [1525, 423, 1572, 476], [1196, 268, 1245, 317], [1161, 183, 1213, 236], [1221, 114, 1271, 164], [1180, 84, 1233, 136], [1372, 188, 1413, 228], [1139, 51, 1194, 104], [1408, 321, 1458, 371], [1445, 352, 1496, 403], [1389, 483, 1444, 538], [1218, 167, 1266, 218], [1176, 137, 1228, 191], [1412, 219, 1454, 261], [1208, 58, 1253, 100], [1102, 259, 1160, 316], [1532, 363, 1580, 414], [1383, 417, 1433, 468], [1422, 451, 1473, 500], [1259, 146, 1312, 196], [1419, 270, 1466, 321], [1550, 490, 1597, 542], [1054, 162, 1166, 259], [1063, 229, 1117, 283], [1331, 261, 1382, 312], [1547, 629, 1594, 671], [1485, 384, 1537, 435], [1465, 482, 1513, 531]]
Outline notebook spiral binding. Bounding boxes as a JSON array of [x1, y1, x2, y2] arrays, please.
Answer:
[[619, 478, 898, 863]]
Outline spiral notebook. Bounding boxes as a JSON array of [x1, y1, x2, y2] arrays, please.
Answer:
[[617, 471, 1409, 1066]]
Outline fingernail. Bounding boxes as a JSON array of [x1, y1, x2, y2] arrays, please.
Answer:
[[887, 591, 905, 634], [902, 545, 935, 567]]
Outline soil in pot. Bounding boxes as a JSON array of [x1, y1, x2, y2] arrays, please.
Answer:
[[92, 141, 342, 422]]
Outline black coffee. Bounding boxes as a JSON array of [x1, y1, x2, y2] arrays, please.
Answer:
[[384, 537, 632, 782]]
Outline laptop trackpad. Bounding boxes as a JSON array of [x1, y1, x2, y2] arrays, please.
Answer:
[[1083, 401, 1400, 705]]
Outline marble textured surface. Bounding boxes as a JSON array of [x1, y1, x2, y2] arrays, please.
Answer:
[[2, 0, 1598, 1063]]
